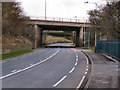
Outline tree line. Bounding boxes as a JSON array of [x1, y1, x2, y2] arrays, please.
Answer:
[[2, 2, 35, 45], [86, 1, 120, 46]]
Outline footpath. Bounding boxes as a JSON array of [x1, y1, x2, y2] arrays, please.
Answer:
[[80, 49, 119, 89]]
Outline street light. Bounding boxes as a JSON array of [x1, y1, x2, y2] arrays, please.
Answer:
[[45, 0, 47, 20], [83, 17, 86, 47], [84, 1, 98, 47]]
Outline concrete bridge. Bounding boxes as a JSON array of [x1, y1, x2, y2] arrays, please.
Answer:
[[26, 17, 91, 48]]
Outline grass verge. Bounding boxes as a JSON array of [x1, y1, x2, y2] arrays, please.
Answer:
[[0, 50, 32, 60], [81, 46, 95, 52]]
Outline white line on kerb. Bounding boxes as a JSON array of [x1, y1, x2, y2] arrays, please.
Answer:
[[69, 67, 75, 73], [76, 75, 86, 89], [53, 76, 67, 87], [0, 49, 60, 80], [75, 62, 78, 66]]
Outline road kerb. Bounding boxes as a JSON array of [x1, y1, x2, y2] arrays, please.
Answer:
[[80, 51, 94, 89]]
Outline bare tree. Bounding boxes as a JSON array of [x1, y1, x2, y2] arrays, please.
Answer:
[[88, 1, 120, 41]]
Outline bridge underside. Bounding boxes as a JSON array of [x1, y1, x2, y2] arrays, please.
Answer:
[[34, 24, 84, 48]]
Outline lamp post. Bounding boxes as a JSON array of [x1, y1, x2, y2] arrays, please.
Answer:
[[45, 0, 47, 20], [83, 17, 86, 47], [84, 1, 98, 47]]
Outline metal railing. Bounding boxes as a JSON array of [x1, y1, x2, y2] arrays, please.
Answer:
[[96, 40, 120, 59], [29, 16, 90, 23]]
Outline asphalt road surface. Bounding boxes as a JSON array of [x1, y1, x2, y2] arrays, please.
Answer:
[[2, 45, 89, 88]]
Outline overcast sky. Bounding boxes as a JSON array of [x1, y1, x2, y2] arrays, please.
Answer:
[[17, 0, 107, 19]]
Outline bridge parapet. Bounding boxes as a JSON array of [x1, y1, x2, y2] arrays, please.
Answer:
[[29, 16, 90, 23]]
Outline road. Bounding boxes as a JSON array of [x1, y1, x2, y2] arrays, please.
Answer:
[[2, 44, 89, 88], [47, 43, 75, 47]]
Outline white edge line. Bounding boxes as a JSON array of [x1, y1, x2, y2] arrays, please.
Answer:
[[11, 70, 17, 73], [69, 67, 75, 73], [76, 58, 78, 62], [1, 48, 48, 63], [75, 62, 78, 66], [0, 49, 60, 79], [76, 75, 86, 89], [84, 55, 89, 65], [85, 72, 87, 75], [53, 75, 67, 87]]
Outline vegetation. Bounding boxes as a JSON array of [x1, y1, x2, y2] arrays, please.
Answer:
[[0, 50, 32, 59], [44, 34, 72, 45], [47, 32, 72, 37], [87, 1, 120, 46], [2, 2, 35, 53]]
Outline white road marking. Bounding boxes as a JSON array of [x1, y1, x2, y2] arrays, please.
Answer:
[[76, 58, 78, 62], [11, 70, 17, 73], [76, 55, 78, 58], [86, 69, 88, 71], [75, 62, 78, 66], [1, 48, 49, 63], [87, 66, 89, 68], [76, 75, 86, 89], [0, 49, 60, 80], [85, 72, 87, 75], [69, 67, 75, 73], [53, 75, 67, 87]]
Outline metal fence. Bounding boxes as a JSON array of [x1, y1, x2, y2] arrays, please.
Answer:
[[29, 16, 90, 23], [96, 40, 120, 59]]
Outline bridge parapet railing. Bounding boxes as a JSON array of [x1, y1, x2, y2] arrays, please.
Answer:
[[28, 16, 90, 23]]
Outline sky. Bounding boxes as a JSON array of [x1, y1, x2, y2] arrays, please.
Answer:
[[17, 0, 107, 20]]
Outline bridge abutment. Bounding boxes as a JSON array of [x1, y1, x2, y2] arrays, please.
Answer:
[[80, 27, 83, 47], [75, 27, 83, 47], [34, 25, 43, 48], [76, 30, 80, 47]]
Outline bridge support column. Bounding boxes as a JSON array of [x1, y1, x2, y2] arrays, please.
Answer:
[[79, 27, 84, 47], [34, 25, 43, 48], [76, 30, 80, 47], [72, 31, 76, 45]]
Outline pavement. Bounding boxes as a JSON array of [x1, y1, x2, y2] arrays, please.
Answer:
[[80, 49, 119, 89]]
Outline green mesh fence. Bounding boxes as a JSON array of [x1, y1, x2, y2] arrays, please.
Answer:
[[96, 40, 120, 59]]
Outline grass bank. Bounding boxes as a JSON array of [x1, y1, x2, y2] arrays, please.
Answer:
[[45, 35, 72, 45], [0, 50, 33, 60]]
